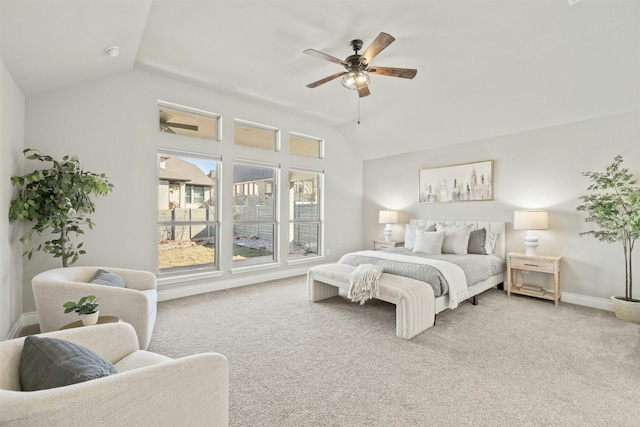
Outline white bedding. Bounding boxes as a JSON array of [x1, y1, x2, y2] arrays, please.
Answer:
[[342, 250, 469, 309]]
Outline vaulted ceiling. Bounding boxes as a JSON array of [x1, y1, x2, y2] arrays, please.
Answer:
[[1, 0, 638, 160]]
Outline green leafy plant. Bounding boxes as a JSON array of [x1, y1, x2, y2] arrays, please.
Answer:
[[63, 295, 100, 315], [9, 149, 113, 267], [577, 155, 640, 302]]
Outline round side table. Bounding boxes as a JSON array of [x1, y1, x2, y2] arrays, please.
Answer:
[[60, 315, 120, 330]]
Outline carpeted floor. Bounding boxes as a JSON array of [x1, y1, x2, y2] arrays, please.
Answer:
[[20, 275, 640, 426], [148, 275, 640, 427]]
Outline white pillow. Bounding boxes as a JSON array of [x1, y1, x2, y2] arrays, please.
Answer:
[[485, 230, 498, 254], [404, 223, 435, 250], [412, 230, 446, 254], [436, 223, 473, 255]]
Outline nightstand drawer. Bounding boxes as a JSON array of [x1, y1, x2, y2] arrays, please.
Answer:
[[373, 240, 404, 251], [375, 243, 396, 250], [509, 257, 556, 273]]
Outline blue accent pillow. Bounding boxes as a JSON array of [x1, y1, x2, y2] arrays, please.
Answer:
[[19, 335, 118, 391], [90, 269, 125, 287]]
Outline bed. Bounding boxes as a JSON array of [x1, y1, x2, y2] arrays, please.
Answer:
[[307, 219, 506, 339]]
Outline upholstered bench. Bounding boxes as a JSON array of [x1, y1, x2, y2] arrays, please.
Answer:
[[307, 263, 435, 339]]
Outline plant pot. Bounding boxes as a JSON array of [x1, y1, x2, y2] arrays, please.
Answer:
[[81, 311, 100, 326], [611, 297, 640, 324]]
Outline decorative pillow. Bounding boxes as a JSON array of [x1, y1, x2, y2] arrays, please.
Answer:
[[467, 228, 487, 254], [485, 231, 498, 255], [20, 335, 118, 391], [412, 230, 446, 254], [436, 223, 473, 254], [404, 223, 435, 250], [90, 269, 125, 288]]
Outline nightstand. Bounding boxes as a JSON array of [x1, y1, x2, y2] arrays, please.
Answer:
[[373, 239, 404, 251], [507, 252, 562, 305]]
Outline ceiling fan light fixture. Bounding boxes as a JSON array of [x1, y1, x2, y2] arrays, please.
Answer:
[[341, 69, 369, 90]]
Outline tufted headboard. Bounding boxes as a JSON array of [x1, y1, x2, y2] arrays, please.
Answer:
[[409, 219, 506, 260]]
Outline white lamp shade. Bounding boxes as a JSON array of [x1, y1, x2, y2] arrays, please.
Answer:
[[379, 210, 398, 224], [513, 210, 549, 230]]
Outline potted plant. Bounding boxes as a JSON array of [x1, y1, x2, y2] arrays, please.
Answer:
[[577, 155, 640, 322], [63, 295, 100, 326], [9, 149, 113, 267]]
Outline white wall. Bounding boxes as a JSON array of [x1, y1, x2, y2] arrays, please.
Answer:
[[22, 69, 363, 312], [0, 55, 25, 339], [363, 112, 640, 308]]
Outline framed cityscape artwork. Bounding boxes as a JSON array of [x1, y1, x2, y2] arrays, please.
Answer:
[[419, 160, 493, 203]]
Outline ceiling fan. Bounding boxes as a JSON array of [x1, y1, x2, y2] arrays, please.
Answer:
[[304, 32, 417, 98], [159, 110, 198, 134]]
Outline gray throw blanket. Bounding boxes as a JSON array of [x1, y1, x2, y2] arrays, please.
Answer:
[[339, 253, 449, 296]]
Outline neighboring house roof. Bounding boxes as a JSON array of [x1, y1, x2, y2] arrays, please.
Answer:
[[234, 164, 274, 184], [159, 157, 215, 186]]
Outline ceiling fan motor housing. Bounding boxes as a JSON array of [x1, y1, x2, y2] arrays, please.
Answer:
[[345, 54, 366, 71]]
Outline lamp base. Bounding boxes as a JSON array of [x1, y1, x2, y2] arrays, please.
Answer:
[[524, 230, 539, 257], [384, 224, 392, 242]]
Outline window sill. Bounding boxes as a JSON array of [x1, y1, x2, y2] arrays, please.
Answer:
[[287, 256, 325, 266], [157, 269, 224, 287], [231, 262, 282, 275]]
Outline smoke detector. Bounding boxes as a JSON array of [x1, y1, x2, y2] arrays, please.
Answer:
[[104, 46, 120, 57]]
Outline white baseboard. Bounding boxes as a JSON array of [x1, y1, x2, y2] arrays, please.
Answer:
[[561, 291, 612, 311], [7, 311, 39, 339]]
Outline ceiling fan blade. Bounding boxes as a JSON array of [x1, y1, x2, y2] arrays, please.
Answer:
[[303, 49, 347, 66], [166, 122, 199, 131], [368, 66, 417, 79], [306, 72, 346, 88], [361, 32, 395, 65], [357, 83, 370, 98]]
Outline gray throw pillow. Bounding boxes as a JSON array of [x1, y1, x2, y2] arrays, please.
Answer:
[[90, 269, 125, 287], [467, 228, 487, 255], [19, 335, 118, 391]]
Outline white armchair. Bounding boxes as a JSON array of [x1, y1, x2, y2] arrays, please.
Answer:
[[32, 266, 157, 349], [0, 322, 229, 426]]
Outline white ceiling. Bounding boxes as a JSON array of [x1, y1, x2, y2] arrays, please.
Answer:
[[1, 0, 638, 160]]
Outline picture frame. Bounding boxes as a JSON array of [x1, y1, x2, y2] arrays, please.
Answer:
[[419, 160, 493, 203]]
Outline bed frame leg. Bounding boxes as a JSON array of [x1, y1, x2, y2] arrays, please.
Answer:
[[471, 295, 478, 305]]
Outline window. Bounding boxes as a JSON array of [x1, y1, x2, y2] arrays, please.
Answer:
[[233, 161, 278, 268], [234, 120, 278, 151], [158, 101, 220, 141], [185, 185, 205, 204], [288, 168, 323, 259], [158, 151, 219, 273], [289, 133, 323, 159]]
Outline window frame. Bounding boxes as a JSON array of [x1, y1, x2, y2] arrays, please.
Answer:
[[158, 100, 221, 142], [289, 131, 324, 159], [157, 148, 221, 276], [233, 119, 280, 151], [231, 159, 281, 272], [287, 166, 324, 264]]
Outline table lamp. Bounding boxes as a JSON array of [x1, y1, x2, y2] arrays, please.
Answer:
[[513, 210, 549, 257], [379, 210, 398, 242]]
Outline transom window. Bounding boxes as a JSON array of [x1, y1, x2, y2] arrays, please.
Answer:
[[158, 101, 220, 141], [289, 133, 323, 159], [234, 120, 278, 151]]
